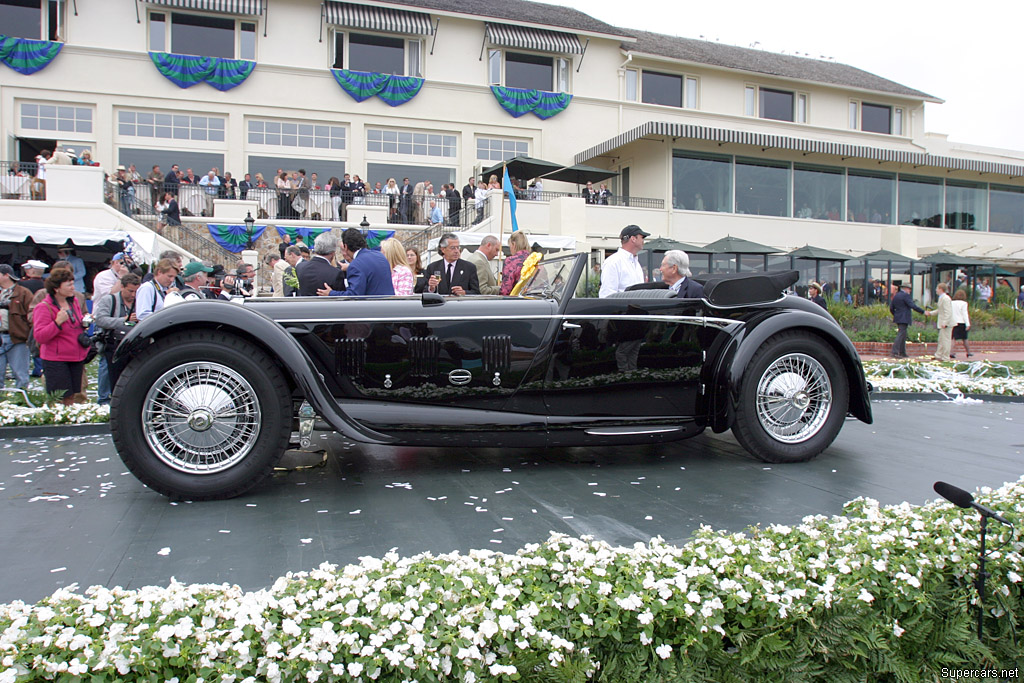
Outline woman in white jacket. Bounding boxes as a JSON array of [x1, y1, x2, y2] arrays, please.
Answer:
[[950, 289, 971, 358]]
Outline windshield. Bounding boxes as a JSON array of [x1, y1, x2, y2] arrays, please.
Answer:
[[519, 253, 580, 302]]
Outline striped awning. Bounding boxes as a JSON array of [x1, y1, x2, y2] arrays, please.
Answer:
[[486, 22, 583, 55], [324, 1, 432, 36], [575, 121, 1024, 179], [144, 0, 264, 14]]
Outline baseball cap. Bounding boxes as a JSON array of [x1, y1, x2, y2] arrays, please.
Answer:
[[620, 224, 650, 240], [111, 252, 126, 262], [24, 260, 48, 271], [0, 264, 20, 280], [182, 261, 214, 278]]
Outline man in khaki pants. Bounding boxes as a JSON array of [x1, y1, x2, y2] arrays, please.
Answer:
[[926, 282, 953, 361]]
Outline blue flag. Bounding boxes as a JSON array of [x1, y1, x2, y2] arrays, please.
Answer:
[[501, 165, 519, 232]]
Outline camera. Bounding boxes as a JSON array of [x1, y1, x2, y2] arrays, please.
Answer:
[[81, 313, 94, 328]]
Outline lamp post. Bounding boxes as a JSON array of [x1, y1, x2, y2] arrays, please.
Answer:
[[244, 211, 256, 250], [360, 215, 370, 230]]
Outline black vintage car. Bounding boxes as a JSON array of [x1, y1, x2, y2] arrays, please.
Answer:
[[110, 253, 871, 499]]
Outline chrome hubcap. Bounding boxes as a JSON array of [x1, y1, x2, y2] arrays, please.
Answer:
[[142, 362, 261, 474], [755, 353, 832, 444]]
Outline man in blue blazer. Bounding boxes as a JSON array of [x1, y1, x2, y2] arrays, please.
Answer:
[[660, 250, 705, 299], [318, 228, 395, 296], [889, 282, 924, 357]]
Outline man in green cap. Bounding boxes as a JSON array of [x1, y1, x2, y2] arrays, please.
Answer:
[[179, 261, 214, 301]]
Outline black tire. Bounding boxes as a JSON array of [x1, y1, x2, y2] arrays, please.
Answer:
[[110, 329, 292, 500], [731, 331, 849, 464]]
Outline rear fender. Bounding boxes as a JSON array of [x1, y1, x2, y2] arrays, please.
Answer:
[[707, 309, 872, 433], [113, 301, 394, 444]]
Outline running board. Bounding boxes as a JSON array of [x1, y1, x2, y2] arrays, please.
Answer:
[[584, 426, 686, 436]]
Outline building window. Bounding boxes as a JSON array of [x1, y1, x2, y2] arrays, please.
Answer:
[[624, 68, 638, 101], [945, 180, 987, 231], [898, 175, 942, 227], [745, 85, 803, 121], [735, 157, 789, 217], [333, 32, 421, 76], [989, 185, 1024, 235], [861, 103, 891, 135], [21, 102, 92, 133], [367, 129, 456, 157], [847, 170, 894, 224], [672, 151, 732, 212], [850, 101, 902, 135], [118, 110, 225, 142], [793, 164, 843, 221], [759, 88, 795, 122], [489, 50, 568, 92], [476, 138, 528, 162], [1, 0, 63, 41], [685, 77, 698, 108], [149, 11, 256, 60], [642, 71, 682, 108], [248, 120, 345, 150]]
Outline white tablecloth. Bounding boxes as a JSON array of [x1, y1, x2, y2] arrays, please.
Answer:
[[178, 185, 206, 217], [0, 175, 31, 199], [308, 190, 333, 220], [246, 188, 278, 219]]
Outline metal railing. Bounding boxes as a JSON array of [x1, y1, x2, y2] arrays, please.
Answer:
[[396, 199, 493, 254], [1, 161, 41, 200], [105, 180, 237, 265]]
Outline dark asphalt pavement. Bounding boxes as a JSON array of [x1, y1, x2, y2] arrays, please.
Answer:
[[1, 400, 1022, 605]]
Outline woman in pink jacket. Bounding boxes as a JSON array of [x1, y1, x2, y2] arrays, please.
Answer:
[[33, 267, 89, 404]]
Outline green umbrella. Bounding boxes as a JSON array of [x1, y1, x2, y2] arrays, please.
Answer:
[[642, 237, 708, 253], [703, 235, 780, 254], [855, 248, 919, 262], [918, 251, 992, 267], [787, 245, 852, 261]]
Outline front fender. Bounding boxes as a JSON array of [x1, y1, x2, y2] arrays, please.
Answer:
[[112, 301, 395, 445], [707, 308, 872, 433]]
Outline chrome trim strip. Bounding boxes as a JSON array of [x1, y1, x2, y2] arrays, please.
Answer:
[[274, 314, 720, 324], [584, 426, 684, 436]]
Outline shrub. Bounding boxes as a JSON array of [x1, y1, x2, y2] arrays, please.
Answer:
[[2, 479, 1022, 682]]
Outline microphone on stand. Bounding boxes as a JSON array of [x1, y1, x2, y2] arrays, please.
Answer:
[[934, 481, 1013, 526], [933, 480, 1015, 642]]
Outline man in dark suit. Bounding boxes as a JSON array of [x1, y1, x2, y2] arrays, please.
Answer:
[[163, 164, 180, 196], [399, 177, 414, 224], [447, 184, 462, 226], [319, 228, 394, 296], [890, 282, 924, 357], [297, 232, 345, 296], [462, 177, 476, 202], [415, 233, 479, 296], [660, 250, 705, 299], [238, 173, 253, 199]]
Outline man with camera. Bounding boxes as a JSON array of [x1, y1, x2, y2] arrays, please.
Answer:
[[93, 273, 140, 395], [0, 264, 35, 391]]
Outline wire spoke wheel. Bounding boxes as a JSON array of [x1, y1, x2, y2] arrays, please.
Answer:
[[754, 352, 832, 444], [142, 362, 262, 474]]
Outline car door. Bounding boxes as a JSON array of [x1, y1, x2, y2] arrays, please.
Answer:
[[543, 294, 707, 418]]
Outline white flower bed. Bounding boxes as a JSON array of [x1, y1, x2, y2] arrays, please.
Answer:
[[864, 359, 1024, 396], [0, 403, 109, 427], [2, 478, 1022, 682]]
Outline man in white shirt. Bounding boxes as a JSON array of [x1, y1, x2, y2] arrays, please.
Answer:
[[198, 169, 221, 217], [599, 225, 649, 297], [92, 252, 130, 302]]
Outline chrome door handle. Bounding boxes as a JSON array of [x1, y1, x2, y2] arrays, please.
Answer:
[[561, 321, 581, 330]]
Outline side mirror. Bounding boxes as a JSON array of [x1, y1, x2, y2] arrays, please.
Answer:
[[421, 291, 444, 307]]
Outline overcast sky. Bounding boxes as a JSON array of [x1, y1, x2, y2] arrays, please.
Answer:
[[548, 0, 1023, 153]]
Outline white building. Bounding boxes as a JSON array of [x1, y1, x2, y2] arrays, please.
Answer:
[[2, 0, 1023, 280]]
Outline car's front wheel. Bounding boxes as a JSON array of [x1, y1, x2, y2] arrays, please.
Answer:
[[110, 330, 292, 500], [731, 331, 849, 463]]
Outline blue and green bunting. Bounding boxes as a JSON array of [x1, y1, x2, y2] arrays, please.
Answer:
[[150, 52, 254, 91], [274, 226, 395, 251], [275, 226, 333, 244], [208, 224, 269, 253], [491, 86, 572, 120], [331, 69, 424, 107], [0, 35, 62, 75]]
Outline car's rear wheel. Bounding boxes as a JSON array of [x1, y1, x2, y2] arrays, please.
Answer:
[[110, 330, 291, 500], [731, 331, 848, 463]]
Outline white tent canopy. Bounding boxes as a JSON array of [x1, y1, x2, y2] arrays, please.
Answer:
[[427, 231, 575, 252], [0, 221, 162, 262]]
